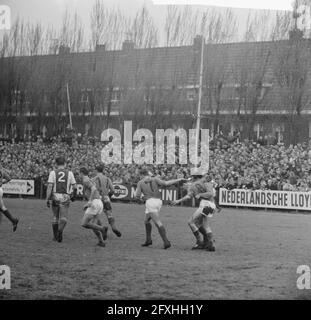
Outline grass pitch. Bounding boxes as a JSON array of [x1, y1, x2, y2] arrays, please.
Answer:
[[1, 198, 311, 299]]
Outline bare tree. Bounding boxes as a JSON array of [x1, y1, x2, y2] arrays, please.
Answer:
[[90, 0, 129, 50], [117, 6, 160, 130], [128, 6, 158, 49], [201, 8, 238, 44], [59, 9, 85, 52], [269, 11, 292, 41], [226, 13, 274, 140], [44, 9, 85, 134], [0, 18, 29, 138], [199, 8, 238, 134], [272, 28, 310, 144], [243, 11, 274, 42], [90, 1, 129, 130], [165, 5, 200, 47]]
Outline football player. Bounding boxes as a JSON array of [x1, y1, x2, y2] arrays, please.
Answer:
[[92, 164, 121, 237], [46, 156, 77, 242], [0, 166, 19, 231], [79, 167, 108, 247], [172, 172, 216, 251], [135, 168, 187, 249]]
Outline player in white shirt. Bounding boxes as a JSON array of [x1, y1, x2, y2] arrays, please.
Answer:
[[46, 156, 77, 242]]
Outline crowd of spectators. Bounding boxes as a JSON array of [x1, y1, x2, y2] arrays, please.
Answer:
[[1, 133, 311, 192]]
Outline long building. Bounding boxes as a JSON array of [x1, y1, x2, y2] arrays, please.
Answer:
[[1, 31, 311, 144]]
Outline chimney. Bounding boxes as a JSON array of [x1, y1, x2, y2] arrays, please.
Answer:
[[58, 45, 70, 55], [122, 40, 135, 51], [193, 35, 203, 51], [95, 44, 106, 52]]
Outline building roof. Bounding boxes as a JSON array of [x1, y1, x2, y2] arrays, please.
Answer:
[[2, 36, 311, 115]]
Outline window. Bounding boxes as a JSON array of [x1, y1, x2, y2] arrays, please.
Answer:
[[80, 89, 92, 103], [222, 87, 240, 101], [12, 89, 21, 106], [254, 123, 264, 139], [177, 89, 183, 100], [259, 83, 272, 100], [81, 93, 89, 103], [186, 89, 196, 101], [43, 93, 48, 104], [220, 84, 245, 102], [235, 85, 247, 101], [111, 90, 122, 102], [94, 89, 103, 107], [23, 90, 30, 105], [272, 123, 285, 133], [144, 92, 150, 102]]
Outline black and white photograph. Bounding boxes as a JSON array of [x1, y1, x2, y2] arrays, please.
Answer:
[[1, 0, 311, 305]]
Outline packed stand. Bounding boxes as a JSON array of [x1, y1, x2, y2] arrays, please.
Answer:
[[1, 133, 311, 191]]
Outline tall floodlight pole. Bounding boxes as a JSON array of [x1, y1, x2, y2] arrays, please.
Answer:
[[66, 83, 73, 130], [194, 35, 205, 171]]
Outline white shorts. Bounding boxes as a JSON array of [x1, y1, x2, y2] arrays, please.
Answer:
[[85, 199, 103, 216], [198, 199, 216, 217], [52, 193, 70, 206], [145, 198, 162, 214]]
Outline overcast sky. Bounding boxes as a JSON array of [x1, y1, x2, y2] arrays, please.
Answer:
[[153, 0, 294, 10], [1, 0, 293, 45]]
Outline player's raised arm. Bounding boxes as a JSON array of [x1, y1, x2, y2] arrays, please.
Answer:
[[155, 177, 187, 187], [172, 192, 192, 205]]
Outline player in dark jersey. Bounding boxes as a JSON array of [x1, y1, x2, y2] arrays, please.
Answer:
[[173, 172, 216, 251], [46, 156, 77, 242], [93, 164, 121, 237], [0, 166, 19, 231], [79, 167, 107, 247], [135, 168, 187, 249]]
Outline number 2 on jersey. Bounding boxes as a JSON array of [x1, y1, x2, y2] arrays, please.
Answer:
[[58, 171, 66, 183]]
